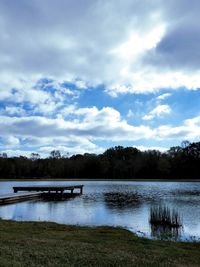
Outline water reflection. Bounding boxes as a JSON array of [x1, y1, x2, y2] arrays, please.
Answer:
[[103, 192, 142, 209], [149, 205, 183, 240], [0, 180, 200, 240], [151, 225, 183, 240]]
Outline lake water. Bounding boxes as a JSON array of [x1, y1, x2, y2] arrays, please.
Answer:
[[0, 180, 200, 241]]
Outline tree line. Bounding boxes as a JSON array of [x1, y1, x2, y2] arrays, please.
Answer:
[[0, 141, 200, 179]]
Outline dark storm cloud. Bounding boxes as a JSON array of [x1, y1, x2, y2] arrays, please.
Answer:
[[0, 0, 161, 83], [143, 0, 200, 71]]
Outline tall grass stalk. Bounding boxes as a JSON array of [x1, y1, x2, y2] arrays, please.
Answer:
[[150, 205, 182, 228]]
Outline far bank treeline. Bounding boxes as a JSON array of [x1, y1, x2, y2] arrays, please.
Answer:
[[0, 141, 200, 179]]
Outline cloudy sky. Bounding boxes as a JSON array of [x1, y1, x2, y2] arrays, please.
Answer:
[[0, 0, 200, 157]]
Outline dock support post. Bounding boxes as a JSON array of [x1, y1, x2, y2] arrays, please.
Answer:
[[80, 186, 83, 194]]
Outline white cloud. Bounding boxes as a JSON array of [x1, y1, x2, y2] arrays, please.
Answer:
[[106, 70, 200, 96], [143, 104, 171, 121], [1, 149, 33, 158], [38, 144, 104, 158], [157, 116, 200, 140], [127, 109, 134, 118], [0, 0, 199, 96], [3, 106, 25, 116], [0, 103, 199, 156], [1, 136, 20, 147], [135, 145, 168, 152], [156, 93, 172, 101], [1, 0, 200, 156], [0, 85, 52, 105], [33, 100, 61, 115], [155, 116, 200, 142], [61, 104, 77, 117], [110, 24, 166, 60], [0, 107, 154, 141], [151, 105, 171, 116], [142, 114, 154, 121]]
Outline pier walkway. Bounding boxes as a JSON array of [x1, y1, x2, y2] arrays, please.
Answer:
[[0, 185, 84, 205], [13, 185, 84, 194], [0, 192, 42, 205]]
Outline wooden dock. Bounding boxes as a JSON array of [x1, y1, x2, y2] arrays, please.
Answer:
[[0, 192, 42, 205], [13, 185, 84, 194], [0, 185, 84, 205]]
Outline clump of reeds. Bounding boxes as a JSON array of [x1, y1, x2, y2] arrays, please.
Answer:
[[104, 192, 140, 207], [149, 205, 182, 228]]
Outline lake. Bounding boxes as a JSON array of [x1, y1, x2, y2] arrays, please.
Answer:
[[0, 180, 200, 240]]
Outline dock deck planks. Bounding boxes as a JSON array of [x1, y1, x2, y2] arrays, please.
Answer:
[[0, 192, 42, 205], [13, 185, 84, 194], [0, 185, 84, 206]]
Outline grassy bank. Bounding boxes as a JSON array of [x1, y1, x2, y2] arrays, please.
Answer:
[[0, 220, 200, 267]]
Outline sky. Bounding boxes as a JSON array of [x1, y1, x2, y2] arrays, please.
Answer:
[[0, 0, 200, 157]]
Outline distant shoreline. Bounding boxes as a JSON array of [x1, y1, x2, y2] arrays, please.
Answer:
[[1, 178, 200, 182]]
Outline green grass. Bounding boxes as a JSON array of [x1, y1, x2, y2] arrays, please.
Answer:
[[0, 220, 200, 267]]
